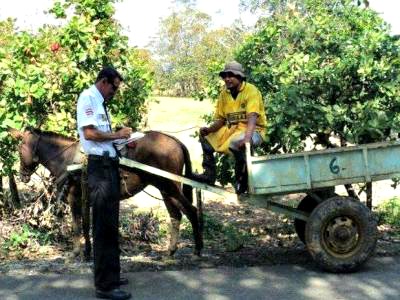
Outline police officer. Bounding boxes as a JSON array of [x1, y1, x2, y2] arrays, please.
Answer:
[[77, 67, 132, 300]]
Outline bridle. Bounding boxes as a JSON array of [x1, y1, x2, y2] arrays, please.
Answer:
[[19, 131, 41, 178], [20, 129, 79, 178]]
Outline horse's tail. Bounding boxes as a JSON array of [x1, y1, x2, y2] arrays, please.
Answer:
[[180, 141, 193, 204]]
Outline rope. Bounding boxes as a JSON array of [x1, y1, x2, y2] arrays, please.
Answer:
[[120, 175, 164, 201], [152, 126, 199, 134], [41, 140, 79, 166], [142, 189, 163, 201]]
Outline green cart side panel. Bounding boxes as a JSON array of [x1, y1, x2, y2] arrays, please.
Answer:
[[368, 146, 400, 177], [308, 151, 365, 186], [248, 141, 400, 195], [251, 156, 309, 193]]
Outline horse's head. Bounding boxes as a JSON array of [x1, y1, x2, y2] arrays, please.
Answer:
[[10, 127, 40, 183]]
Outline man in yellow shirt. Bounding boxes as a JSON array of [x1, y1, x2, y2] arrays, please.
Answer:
[[193, 61, 266, 194]]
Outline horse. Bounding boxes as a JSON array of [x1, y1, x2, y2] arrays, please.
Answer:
[[10, 127, 203, 260]]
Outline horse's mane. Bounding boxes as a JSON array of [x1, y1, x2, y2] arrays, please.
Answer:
[[28, 127, 77, 142]]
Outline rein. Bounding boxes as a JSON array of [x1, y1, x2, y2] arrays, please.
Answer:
[[42, 140, 80, 166], [153, 126, 199, 134], [26, 130, 80, 174]]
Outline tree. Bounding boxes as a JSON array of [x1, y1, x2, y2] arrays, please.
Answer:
[[152, 7, 212, 96], [152, 7, 246, 97], [236, 0, 400, 153], [239, 0, 371, 14], [0, 0, 153, 184]]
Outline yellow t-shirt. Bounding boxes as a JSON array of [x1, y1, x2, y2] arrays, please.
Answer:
[[206, 82, 267, 154]]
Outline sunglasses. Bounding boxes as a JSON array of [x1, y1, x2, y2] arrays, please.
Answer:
[[104, 78, 120, 91], [109, 81, 119, 91]]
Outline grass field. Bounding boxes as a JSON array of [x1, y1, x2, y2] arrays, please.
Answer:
[[145, 96, 214, 170]]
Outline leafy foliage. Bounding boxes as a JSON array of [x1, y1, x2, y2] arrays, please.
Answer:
[[0, 0, 153, 177], [236, 0, 400, 152], [376, 197, 400, 228], [239, 0, 371, 14], [1, 224, 54, 259], [152, 6, 246, 98]]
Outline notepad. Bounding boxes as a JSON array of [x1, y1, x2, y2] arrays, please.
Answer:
[[113, 132, 145, 150]]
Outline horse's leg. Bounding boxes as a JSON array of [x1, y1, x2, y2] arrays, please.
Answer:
[[166, 188, 203, 256], [68, 184, 83, 258], [162, 195, 182, 256], [81, 177, 91, 261]]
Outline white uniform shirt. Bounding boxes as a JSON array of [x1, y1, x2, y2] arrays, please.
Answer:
[[77, 85, 117, 157]]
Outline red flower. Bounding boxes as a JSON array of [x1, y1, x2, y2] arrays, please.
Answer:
[[50, 42, 60, 52]]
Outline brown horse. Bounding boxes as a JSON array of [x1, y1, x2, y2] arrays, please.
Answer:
[[10, 127, 203, 259]]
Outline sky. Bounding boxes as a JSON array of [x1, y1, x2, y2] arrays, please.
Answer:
[[0, 0, 399, 48], [0, 0, 255, 47]]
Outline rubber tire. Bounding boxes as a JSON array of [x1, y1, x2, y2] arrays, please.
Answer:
[[294, 188, 337, 244], [294, 195, 319, 244], [305, 196, 377, 273]]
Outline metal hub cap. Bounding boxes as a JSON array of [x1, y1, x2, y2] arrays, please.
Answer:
[[324, 216, 359, 255]]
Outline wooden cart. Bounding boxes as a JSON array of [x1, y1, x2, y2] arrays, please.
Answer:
[[111, 141, 400, 272]]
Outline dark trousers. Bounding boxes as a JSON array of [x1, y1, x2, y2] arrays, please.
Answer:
[[87, 156, 121, 291]]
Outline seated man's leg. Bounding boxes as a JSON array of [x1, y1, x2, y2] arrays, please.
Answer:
[[192, 136, 217, 184], [229, 132, 263, 194]]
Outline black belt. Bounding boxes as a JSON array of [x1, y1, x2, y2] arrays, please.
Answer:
[[88, 154, 119, 162]]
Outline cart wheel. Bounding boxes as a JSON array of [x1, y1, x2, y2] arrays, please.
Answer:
[[294, 195, 319, 244], [305, 196, 377, 273], [294, 189, 337, 244]]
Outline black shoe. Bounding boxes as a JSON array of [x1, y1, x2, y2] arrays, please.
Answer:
[[95, 288, 131, 300], [191, 172, 215, 185], [119, 277, 129, 286], [235, 181, 248, 195]]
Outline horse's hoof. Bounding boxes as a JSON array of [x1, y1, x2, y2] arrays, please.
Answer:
[[84, 249, 92, 262], [72, 246, 81, 256], [84, 254, 92, 262], [66, 253, 79, 263], [191, 253, 202, 262], [168, 249, 177, 257], [161, 255, 175, 262]]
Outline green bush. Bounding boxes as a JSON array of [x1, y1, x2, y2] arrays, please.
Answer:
[[0, 0, 153, 177], [237, 0, 400, 152], [376, 197, 400, 228], [209, 0, 400, 185], [1, 224, 53, 255]]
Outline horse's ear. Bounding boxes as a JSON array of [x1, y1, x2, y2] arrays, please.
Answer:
[[7, 127, 24, 140]]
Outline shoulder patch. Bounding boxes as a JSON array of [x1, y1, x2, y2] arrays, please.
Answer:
[[85, 108, 94, 116]]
